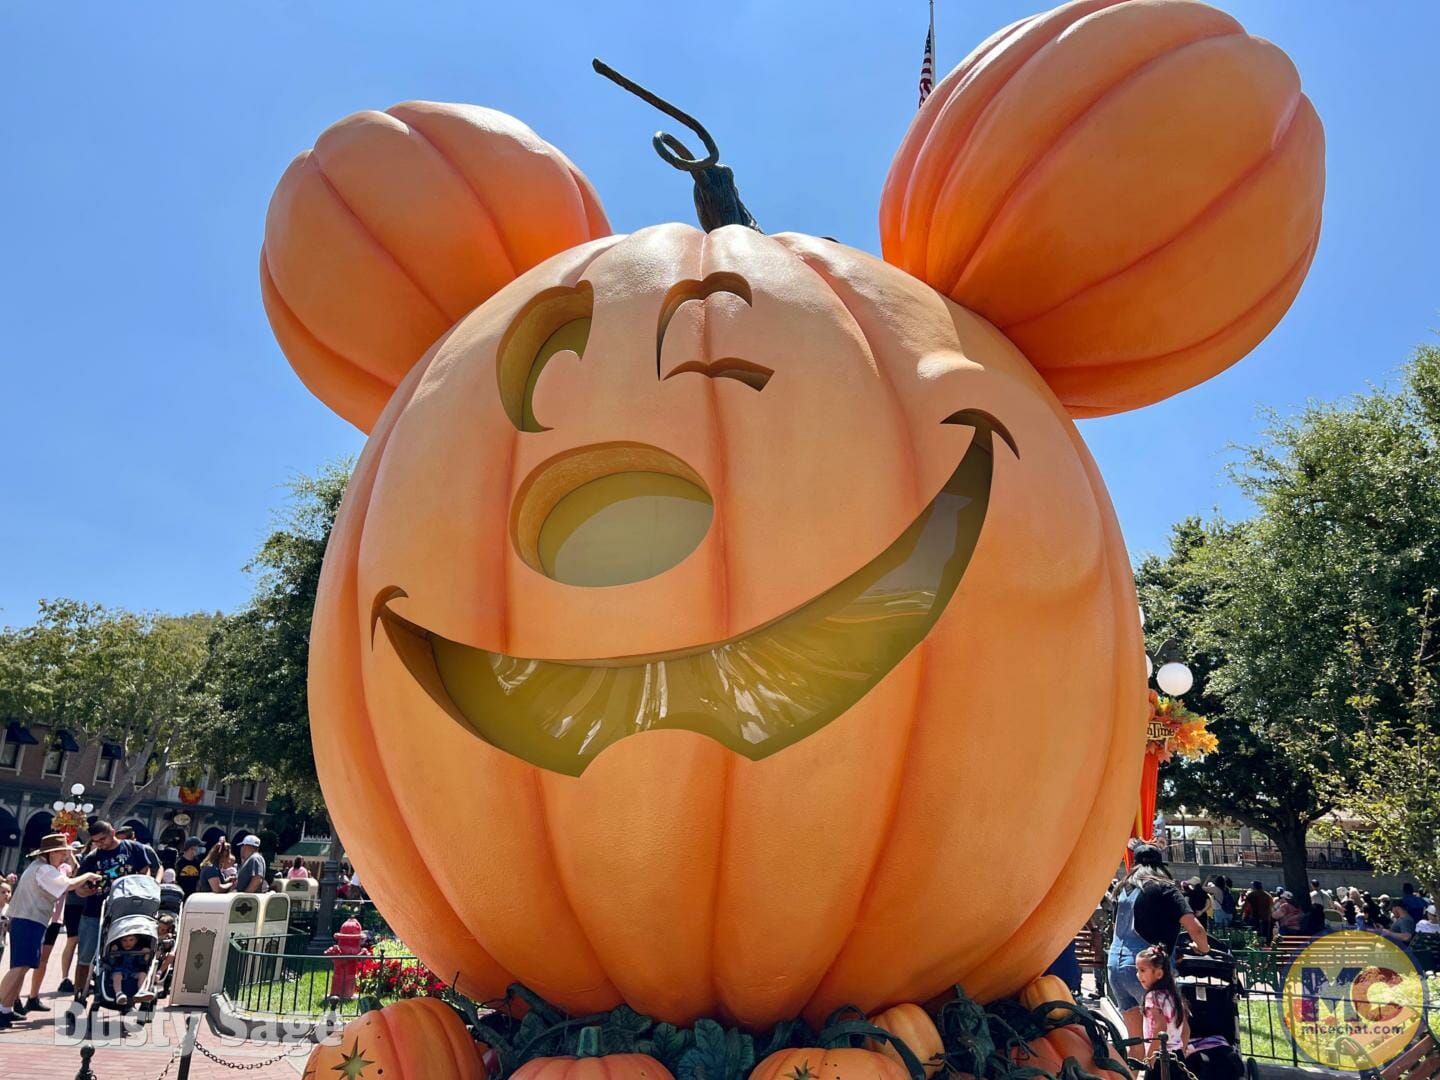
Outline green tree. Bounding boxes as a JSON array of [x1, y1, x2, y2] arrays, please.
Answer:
[[1138, 347, 1440, 897], [189, 461, 351, 808], [0, 601, 215, 821], [1335, 589, 1440, 893]]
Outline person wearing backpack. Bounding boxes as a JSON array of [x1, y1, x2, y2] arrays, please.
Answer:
[[1108, 843, 1206, 1040], [1129, 847, 1212, 956]]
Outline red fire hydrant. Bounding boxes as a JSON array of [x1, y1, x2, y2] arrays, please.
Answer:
[[324, 918, 371, 1001]]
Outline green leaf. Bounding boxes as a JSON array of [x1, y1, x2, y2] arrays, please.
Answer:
[[652, 1022, 691, 1069], [724, 1029, 755, 1080], [609, 1004, 654, 1036], [679, 1019, 728, 1080]]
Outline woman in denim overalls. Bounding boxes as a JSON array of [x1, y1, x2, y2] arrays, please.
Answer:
[[1107, 846, 1168, 1039]]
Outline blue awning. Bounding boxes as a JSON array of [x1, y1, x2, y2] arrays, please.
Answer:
[[5, 721, 39, 746], [53, 729, 81, 753], [101, 742, 125, 760]]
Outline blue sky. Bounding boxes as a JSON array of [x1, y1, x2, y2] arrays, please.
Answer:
[[2, 2, 1437, 624]]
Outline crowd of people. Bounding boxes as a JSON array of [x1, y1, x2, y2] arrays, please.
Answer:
[[1102, 841, 1436, 1068], [0, 822, 275, 1031], [1157, 872, 1434, 947]]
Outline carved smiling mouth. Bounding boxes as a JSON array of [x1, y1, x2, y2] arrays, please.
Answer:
[[376, 413, 1013, 777]]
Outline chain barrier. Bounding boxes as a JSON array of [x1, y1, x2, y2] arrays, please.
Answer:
[[193, 1036, 305, 1070]]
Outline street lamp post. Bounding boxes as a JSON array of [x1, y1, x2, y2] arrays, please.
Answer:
[[309, 832, 347, 952], [51, 783, 95, 842]]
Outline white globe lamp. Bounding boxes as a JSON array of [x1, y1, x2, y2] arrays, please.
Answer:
[[1156, 661, 1194, 697]]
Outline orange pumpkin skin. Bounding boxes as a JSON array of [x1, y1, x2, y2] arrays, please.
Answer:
[[303, 997, 487, 1080], [880, 0, 1325, 418], [752, 1048, 912, 1080], [1012, 1024, 1133, 1080], [308, 223, 1146, 1026], [262, 101, 609, 431], [514, 1056, 674, 1080], [1018, 974, 1076, 1021], [866, 1004, 945, 1077]]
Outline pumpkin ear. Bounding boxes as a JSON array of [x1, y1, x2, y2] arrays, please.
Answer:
[[261, 102, 610, 432], [879, 0, 1324, 418]]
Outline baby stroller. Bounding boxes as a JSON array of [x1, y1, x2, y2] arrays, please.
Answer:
[[86, 875, 163, 1025], [1173, 939, 1260, 1080], [150, 881, 186, 1000]]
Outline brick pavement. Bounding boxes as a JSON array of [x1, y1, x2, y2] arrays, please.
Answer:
[[0, 945, 314, 1079]]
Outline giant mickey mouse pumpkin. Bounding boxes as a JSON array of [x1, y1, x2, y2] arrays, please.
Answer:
[[272, 0, 1321, 1071]]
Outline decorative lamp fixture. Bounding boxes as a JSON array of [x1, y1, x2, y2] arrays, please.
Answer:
[[1156, 661, 1195, 697]]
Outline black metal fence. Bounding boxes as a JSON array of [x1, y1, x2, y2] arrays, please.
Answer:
[[287, 898, 393, 943], [1098, 932, 1436, 1069], [223, 933, 441, 1019], [1160, 834, 1372, 871]]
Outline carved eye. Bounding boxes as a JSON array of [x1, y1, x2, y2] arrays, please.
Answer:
[[497, 282, 593, 433], [656, 272, 772, 391]]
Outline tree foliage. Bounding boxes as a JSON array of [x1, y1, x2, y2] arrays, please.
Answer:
[[1138, 346, 1440, 895], [188, 461, 351, 808], [0, 600, 215, 821], [1335, 588, 1440, 892]]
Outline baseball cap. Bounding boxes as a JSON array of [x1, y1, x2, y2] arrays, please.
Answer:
[[239, 834, 261, 848]]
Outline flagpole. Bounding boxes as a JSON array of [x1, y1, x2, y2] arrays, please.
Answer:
[[918, 0, 938, 108]]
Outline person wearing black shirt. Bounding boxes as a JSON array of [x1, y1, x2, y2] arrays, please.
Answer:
[[71, 821, 159, 1001], [174, 838, 204, 897], [1130, 847, 1212, 956]]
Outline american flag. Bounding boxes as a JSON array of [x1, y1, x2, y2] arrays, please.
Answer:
[[918, 2, 936, 108]]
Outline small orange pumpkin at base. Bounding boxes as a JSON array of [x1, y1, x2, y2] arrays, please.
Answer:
[[1011, 1023, 1133, 1080], [513, 1054, 675, 1080], [1017, 974, 1076, 1022], [752, 1047, 913, 1080], [866, 1003, 945, 1077], [303, 997, 487, 1080]]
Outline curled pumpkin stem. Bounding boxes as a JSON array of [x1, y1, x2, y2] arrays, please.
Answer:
[[591, 57, 761, 233]]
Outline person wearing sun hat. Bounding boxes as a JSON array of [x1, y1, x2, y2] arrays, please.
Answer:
[[0, 835, 100, 1030]]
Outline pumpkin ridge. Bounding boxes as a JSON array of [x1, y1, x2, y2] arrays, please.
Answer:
[[779, 246, 924, 514], [344, 352, 522, 995], [1036, 226, 1320, 379], [392, 109, 522, 281], [1052, 227, 1319, 418], [564, 161, 612, 238], [531, 763, 617, 1002], [892, 1, 1117, 279], [937, 27, 1246, 298], [884, 9, 1033, 264], [696, 228, 734, 637], [959, 419, 1140, 999], [706, 748, 734, 1016], [260, 255, 397, 403], [305, 154, 459, 325], [995, 87, 1305, 332], [804, 637, 930, 1018]]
